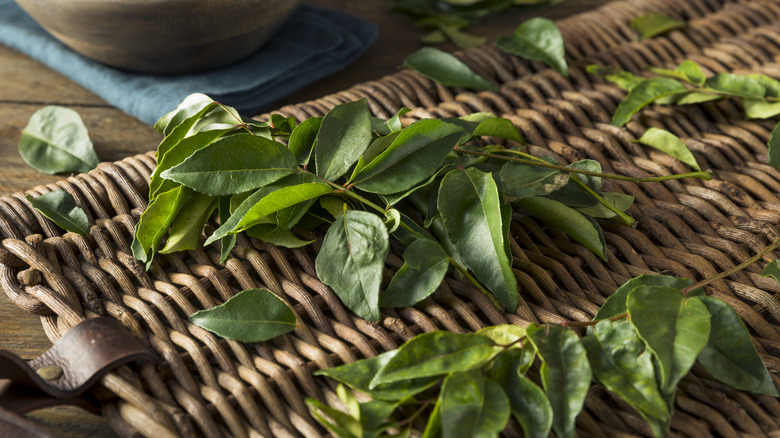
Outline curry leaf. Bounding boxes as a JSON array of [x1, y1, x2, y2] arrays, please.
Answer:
[[438, 167, 518, 311], [19, 106, 100, 175], [706, 73, 766, 100], [631, 13, 684, 40], [574, 192, 634, 219], [548, 159, 602, 207], [698, 297, 780, 396], [767, 122, 780, 169], [440, 370, 510, 438], [526, 324, 591, 438], [305, 398, 362, 438], [26, 191, 90, 235], [595, 275, 700, 320], [647, 60, 706, 86], [133, 185, 192, 264], [245, 225, 314, 248], [288, 116, 322, 166], [634, 128, 701, 171], [743, 99, 780, 119], [160, 192, 216, 253], [402, 47, 499, 91], [380, 238, 450, 308], [188, 288, 296, 343], [612, 78, 688, 126], [315, 210, 389, 322], [497, 17, 567, 76], [498, 160, 568, 200], [160, 133, 297, 196], [315, 98, 373, 181], [155, 93, 214, 135]]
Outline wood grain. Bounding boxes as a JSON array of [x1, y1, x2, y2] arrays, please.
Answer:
[[0, 1, 614, 436]]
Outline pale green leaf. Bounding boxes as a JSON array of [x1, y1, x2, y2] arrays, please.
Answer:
[[631, 13, 684, 40], [634, 127, 701, 171], [19, 106, 100, 175]]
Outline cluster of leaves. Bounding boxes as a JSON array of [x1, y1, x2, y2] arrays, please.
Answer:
[[309, 275, 779, 438], [132, 92, 668, 323]]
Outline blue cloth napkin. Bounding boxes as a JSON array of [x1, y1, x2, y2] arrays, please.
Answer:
[[0, 0, 377, 125]]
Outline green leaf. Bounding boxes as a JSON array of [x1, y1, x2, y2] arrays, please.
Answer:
[[587, 64, 644, 91], [487, 348, 552, 438], [583, 319, 670, 437], [19, 106, 100, 175], [315, 98, 373, 181], [515, 196, 607, 260], [155, 93, 214, 135], [371, 108, 411, 136], [314, 350, 440, 401], [698, 297, 780, 396], [634, 127, 701, 171], [245, 225, 314, 248], [526, 324, 591, 438], [306, 398, 362, 438], [630, 13, 684, 40], [443, 114, 524, 144], [217, 197, 236, 263], [440, 370, 510, 438], [160, 133, 297, 196], [438, 168, 518, 311], [26, 191, 90, 235], [133, 185, 192, 264], [647, 60, 706, 86], [627, 286, 711, 394], [353, 119, 465, 194], [441, 25, 488, 49], [706, 73, 766, 100], [402, 47, 499, 91], [370, 331, 495, 386], [611, 78, 688, 126], [380, 239, 450, 308], [743, 99, 780, 119], [574, 192, 635, 219], [769, 122, 780, 169], [188, 288, 296, 342], [315, 210, 389, 322], [496, 17, 567, 76], [498, 160, 568, 200], [476, 324, 527, 349], [595, 275, 699, 320], [762, 260, 780, 285], [160, 192, 217, 253], [288, 116, 322, 166], [421, 398, 442, 438], [548, 159, 602, 207], [360, 398, 403, 438]]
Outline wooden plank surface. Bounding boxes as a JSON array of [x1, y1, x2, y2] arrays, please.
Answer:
[[0, 1, 614, 436]]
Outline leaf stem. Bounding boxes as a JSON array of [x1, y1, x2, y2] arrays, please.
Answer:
[[453, 147, 712, 182], [569, 175, 637, 227]]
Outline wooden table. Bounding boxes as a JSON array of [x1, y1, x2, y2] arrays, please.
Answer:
[[0, 0, 613, 435]]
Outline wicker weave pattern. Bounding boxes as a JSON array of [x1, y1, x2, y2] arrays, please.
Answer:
[[3, 0, 780, 436]]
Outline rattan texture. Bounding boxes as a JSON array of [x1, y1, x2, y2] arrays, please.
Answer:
[[3, 0, 780, 436]]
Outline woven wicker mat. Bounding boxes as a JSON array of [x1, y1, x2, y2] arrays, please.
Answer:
[[4, 0, 780, 436]]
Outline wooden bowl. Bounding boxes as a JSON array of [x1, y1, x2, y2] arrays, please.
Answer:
[[13, 0, 300, 75]]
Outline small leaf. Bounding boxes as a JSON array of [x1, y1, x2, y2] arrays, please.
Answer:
[[288, 116, 322, 166], [441, 25, 488, 49], [19, 106, 100, 175], [161, 133, 297, 196], [631, 13, 684, 40], [315, 98, 374, 181], [762, 260, 780, 285], [133, 186, 192, 264], [634, 127, 701, 171], [487, 348, 552, 438], [497, 17, 568, 76], [444, 114, 524, 144], [743, 99, 780, 119], [574, 192, 635, 219], [768, 122, 780, 169], [583, 319, 670, 437], [477, 324, 527, 349], [402, 47, 499, 91], [515, 196, 607, 260], [160, 192, 217, 253], [706, 73, 766, 100], [438, 168, 518, 311], [314, 350, 440, 401], [526, 324, 592, 438], [612, 78, 688, 126], [587, 64, 644, 91], [155, 93, 214, 135], [595, 275, 700, 320], [26, 191, 90, 235], [306, 398, 362, 438], [245, 225, 314, 249], [370, 331, 495, 386], [648, 60, 706, 86], [440, 370, 510, 438], [548, 159, 602, 207], [380, 239, 450, 308], [498, 160, 568, 200], [316, 210, 389, 322], [189, 288, 296, 342], [698, 297, 780, 396]]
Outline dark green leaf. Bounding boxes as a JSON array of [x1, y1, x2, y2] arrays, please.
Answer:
[[315, 98, 373, 181], [583, 319, 670, 437], [160, 192, 216, 253], [421, 398, 442, 438], [612, 78, 688, 126], [548, 159, 602, 207], [188, 288, 296, 342], [769, 122, 780, 169], [370, 331, 495, 386], [217, 196, 236, 263], [706, 73, 766, 100], [515, 196, 607, 260], [314, 350, 440, 401], [496, 17, 567, 76], [595, 275, 699, 320], [631, 13, 684, 40], [487, 348, 551, 438], [441, 25, 488, 49], [526, 324, 591, 438], [498, 160, 568, 200], [698, 297, 780, 396], [574, 192, 635, 219], [402, 47, 499, 91], [19, 106, 100, 175], [133, 185, 193, 264], [438, 168, 518, 311], [627, 286, 710, 393], [443, 113, 524, 144], [352, 132, 402, 181], [316, 210, 389, 322], [381, 239, 450, 308], [245, 225, 314, 248], [288, 116, 322, 166], [353, 119, 465, 194], [360, 398, 403, 438], [440, 370, 510, 438], [26, 191, 90, 235], [421, 29, 448, 44], [762, 260, 780, 285], [160, 133, 297, 196], [634, 127, 701, 171]]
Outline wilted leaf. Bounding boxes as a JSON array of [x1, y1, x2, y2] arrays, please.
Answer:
[[26, 190, 90, 235], [19, 106, 100, 175]]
